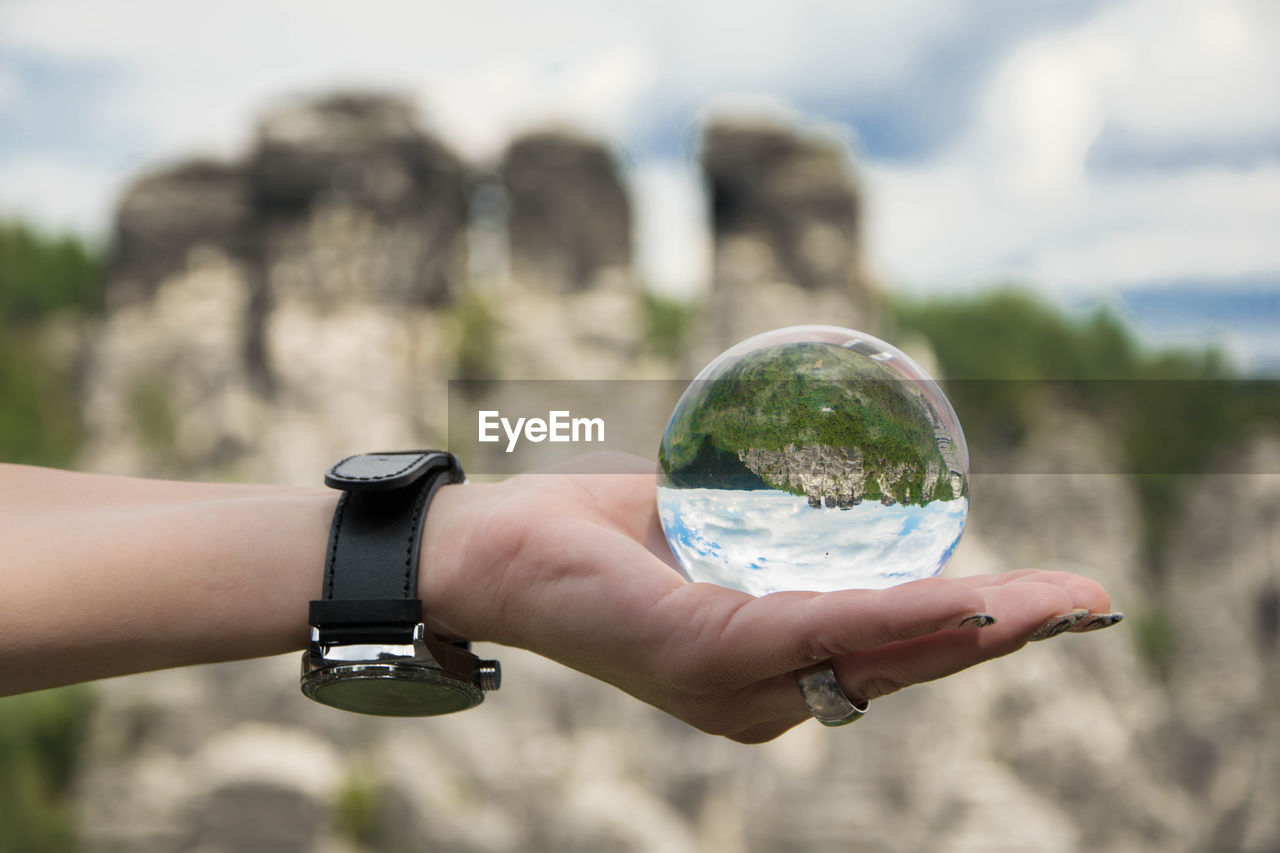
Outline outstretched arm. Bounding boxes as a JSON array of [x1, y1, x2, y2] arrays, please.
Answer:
[[0, 455, 1118, 743], [0, 463, 334, 692]]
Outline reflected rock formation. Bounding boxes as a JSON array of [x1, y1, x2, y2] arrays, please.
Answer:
[[659, 325, 969, 594]]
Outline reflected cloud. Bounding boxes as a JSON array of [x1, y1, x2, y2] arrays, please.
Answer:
[[658, 486, 968, 595]]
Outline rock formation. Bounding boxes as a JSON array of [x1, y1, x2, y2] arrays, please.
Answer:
[[741, 443, 865, 507], [697, 117, 878, 357], [65, 92, 1280, 853], [1159, 433, 1280, 851], [110, 94, 469, 314], [703, 119, 863, 294], [500, 130, 631, 293], [109, 160, 251, 306], [86, 96, 472, 482], [741, 443, 953, 508], [82, 99, 670, 482], [251, 93, 469, 309]]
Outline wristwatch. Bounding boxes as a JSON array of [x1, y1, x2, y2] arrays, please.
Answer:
[[299, 451, 500, 716]]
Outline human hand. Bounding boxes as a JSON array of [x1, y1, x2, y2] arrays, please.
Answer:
[[419, 453, 1120, 743]]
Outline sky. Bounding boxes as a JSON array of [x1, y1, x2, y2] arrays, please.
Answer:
[[2, 0, 1279, 359], [658, 487, 968, 594]]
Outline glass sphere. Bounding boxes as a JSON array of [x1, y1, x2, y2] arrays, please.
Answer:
[[658, 325, 969, 595]]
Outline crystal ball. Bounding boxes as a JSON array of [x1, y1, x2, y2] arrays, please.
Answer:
[[657, 325, 969, 595]]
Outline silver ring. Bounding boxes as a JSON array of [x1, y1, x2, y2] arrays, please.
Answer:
[[796, 664, 869, 726]]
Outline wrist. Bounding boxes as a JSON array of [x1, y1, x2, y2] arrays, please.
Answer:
[[301, 451, 501, 716], [415, 479, 502, 642]]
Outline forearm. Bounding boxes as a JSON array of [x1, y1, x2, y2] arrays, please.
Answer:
[[0, 457, 1120, 744], [0, 463, 338, 694]]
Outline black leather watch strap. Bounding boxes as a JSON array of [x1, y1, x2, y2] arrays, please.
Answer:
[[308, 451, 463, 643]]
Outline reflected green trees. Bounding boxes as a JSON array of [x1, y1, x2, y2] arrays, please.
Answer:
[[661, 341, 966, 508]]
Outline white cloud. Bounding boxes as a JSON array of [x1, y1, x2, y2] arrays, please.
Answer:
[[629, 160, 710, 296], [428, 45, 660, 159], [642, 0, 965, 97], [864, 0, 1280, 295], [0, 0, 1277, 306], [0, 0, 656, 161], [0, 64, 18, 110], [659, 487, 968, 595], [0, 155, 123, 236], [0, 0, 977, 166], [867, 159, 1280, 294], [0, 0, 980, 252], [1094, 0, 1280, 143]]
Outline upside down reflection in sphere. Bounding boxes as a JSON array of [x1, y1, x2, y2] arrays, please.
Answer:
[[658, 325, 970, 595]]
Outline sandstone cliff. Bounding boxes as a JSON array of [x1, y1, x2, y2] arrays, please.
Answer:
[[697, 117, 877, 361], [66, 92, 1280, 853], [740, 443, 865, 507], [739, 443, 951, 507], [501, 131, 631, 293]]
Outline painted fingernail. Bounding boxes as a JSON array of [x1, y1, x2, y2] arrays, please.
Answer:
[[1076, 612, 1125, 632], [1029, 609, 1090, 641], [956, 613, 997, 630]]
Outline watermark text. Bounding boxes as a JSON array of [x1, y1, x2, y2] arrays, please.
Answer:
[[478, 410, 605, 453]]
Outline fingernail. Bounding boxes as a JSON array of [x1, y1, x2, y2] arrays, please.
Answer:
[[1076, 612, 1125, 632], [1029, 609, 1090, 641], [956, 613, 997, 630]]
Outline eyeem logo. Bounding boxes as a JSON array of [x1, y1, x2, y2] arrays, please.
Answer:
[[478, 410, 605, 453]]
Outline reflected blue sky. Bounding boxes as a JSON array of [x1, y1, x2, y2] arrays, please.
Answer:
[[658, 486, 968, 596]]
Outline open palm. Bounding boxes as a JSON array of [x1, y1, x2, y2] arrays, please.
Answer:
[[422, 453, 1115, 743]]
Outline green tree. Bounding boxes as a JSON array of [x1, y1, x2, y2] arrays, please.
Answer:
[[0, 688, 95, 853], [0, 220, 104, 466], [0, 222, 102, 324], [934, 475, 955, 502], [887, 287, 1278, 577], [641, 292, 698, 359]]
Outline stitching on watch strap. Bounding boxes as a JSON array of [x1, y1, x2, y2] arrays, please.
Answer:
[[330, 452, 426, 482], [402, 476, 434, 597], [323, 491, 350, 601]]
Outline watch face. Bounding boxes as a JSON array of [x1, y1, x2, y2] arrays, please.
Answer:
[[302, 663, 483, 716]]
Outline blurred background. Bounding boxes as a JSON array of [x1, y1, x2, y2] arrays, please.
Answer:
[[2, 1, 1278, 850]]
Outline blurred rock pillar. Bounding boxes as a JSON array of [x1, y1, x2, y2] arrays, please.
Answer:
[[81, 94, 469, 484], [499, 130, 631, 294], [697, 118, 878, 360], [246, 94, 466, 480], [493, 130, 658, 379]]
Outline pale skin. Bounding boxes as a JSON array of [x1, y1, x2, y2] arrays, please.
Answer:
[[0, 453, 1116, 743]]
